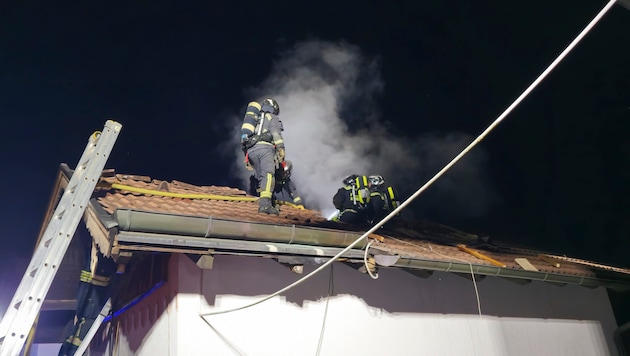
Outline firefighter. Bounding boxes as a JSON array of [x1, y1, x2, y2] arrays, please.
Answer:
[[367, 175, 402, 226], [241, 98, 285, 215], [273, 160, 305, 208], [332, 174, 371, 225], [249, 160, 305, 209], [58, 251, 117, 356]]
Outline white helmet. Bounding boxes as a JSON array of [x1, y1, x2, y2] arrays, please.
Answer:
[[261, 97, 280, 115], [368, 175, 385, 186]]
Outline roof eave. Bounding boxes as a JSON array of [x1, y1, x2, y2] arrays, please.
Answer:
[[388, 256, 630, 291], [85, 205, 630, 292]]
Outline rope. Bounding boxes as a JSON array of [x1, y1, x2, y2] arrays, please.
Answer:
[[384, 235, 483, 316], [199, 0, 614, 320], [315, 265, 334, 356], [430, 244, 483, 317], [365, 240, 379, 279]]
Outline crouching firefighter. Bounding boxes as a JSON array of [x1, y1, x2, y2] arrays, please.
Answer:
[[248, 160, 304, 209], [367, 175, 402, 227], [273, 160, 305, 208], [332, 174, 371, 225], [240, 97, 285, 215]]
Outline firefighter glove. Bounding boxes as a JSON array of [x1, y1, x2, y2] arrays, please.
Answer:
[[277, 147, 285, 161]]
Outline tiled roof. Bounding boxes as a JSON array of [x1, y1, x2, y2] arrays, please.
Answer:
[[97, 175, 344, 229], [93, 172, 630, 286]]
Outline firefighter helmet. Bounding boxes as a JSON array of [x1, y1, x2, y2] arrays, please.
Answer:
[[261, 97, 280, 115], [368, 175, 385, 187], [343, 174, 359, 186], [282, 160, 293, 178]]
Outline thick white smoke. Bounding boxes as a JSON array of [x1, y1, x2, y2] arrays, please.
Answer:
[[229, 40, 499, 222]]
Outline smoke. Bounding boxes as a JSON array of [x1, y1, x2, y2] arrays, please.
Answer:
[[228, 39, 499, 223]]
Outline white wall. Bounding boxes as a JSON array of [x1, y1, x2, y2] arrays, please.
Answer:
[[30, 343, 61, 355], [104, 253, 619, 356], [89, 268, 176, 356]]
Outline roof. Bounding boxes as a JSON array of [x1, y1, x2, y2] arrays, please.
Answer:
[[27, 163, 630, 343], [80, 165, 630, 290]]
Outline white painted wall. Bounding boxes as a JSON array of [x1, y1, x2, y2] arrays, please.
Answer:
[[88, 267, 177, 355], [98, 253, 619, 356]]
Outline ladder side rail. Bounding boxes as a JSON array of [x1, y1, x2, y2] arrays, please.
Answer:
[[0, 134, 100, 335], [30, 123, 122, 305], [0, 121, 122, 356], [0, 121, 121, 354], [73, 298, 112, 356]]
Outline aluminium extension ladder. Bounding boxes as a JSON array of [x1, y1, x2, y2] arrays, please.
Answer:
[[0, 120, 122, 356]]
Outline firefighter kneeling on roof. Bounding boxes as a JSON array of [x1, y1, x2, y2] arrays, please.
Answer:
[[367, 175, 402, 227], [332, 174, 371, 225], [240, 97, 285, 215], [249, 160, 305, 209]]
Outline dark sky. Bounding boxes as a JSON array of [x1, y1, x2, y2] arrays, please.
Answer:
[[1, 1, 629, 308]]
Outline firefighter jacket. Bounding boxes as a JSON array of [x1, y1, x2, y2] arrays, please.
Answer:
[[241, 100, 284, 151], [333, 175, 371, 212], [368, 185, 401, 223]]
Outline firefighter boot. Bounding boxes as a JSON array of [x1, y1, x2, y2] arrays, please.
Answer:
[[258, 197, 279, 215]]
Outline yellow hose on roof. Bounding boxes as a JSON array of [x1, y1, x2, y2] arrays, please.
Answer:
[[109, 183, 259, 202]]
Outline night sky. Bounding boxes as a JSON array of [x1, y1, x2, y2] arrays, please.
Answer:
[[1, 1, 629, 316]]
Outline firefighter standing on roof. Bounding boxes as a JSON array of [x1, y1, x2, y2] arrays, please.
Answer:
[[241, 98, 285, 215]]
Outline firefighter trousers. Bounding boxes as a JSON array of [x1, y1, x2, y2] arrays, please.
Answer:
[[247, 144, 277, 204]]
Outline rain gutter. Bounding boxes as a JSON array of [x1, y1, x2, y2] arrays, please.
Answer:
[[116, 230, 366, 260], [95, 206, 630, 291], [384, 256, 630, 291], [113, 209, 369, 249], [108, 209, 630, 291]]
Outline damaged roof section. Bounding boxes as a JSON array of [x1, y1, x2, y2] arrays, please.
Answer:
[[75, 165, 630, 291]]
